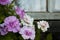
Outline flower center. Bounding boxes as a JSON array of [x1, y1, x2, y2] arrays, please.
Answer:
[[8, 20, 17, 27], [9, 22, 13, 27], [25, 30, 32, 36], [9, 22, 15, 27]]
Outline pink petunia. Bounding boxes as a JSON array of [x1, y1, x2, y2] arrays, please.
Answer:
[[15, 6, 25, 19], [19, 26, 35, 40], [0, 23, 8, 35], [0, 0, 13, 5], [4, 16, 21, 33]]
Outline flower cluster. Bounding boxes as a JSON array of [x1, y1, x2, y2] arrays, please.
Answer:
[[0, 0, 35, 40], [0, 0, 50, 40]]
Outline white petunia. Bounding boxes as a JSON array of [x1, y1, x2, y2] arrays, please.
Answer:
[[37, 20, 49, 32], [21, 14, 34, 26]]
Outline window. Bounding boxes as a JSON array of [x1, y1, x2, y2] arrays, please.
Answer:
[[16, 0, 60, 12], [15, 0, 60, 19], [16, 0, 46, 12]]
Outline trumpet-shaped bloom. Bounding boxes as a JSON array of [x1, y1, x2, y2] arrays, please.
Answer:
[[15, 6, 25, 19], [21, 14, 34, 26], [0, 23, 8, 35], [0, 0, 13, 5], [37, 20, 49, 32], [19, 26, 35, 40], [4, 16, 20, 33]]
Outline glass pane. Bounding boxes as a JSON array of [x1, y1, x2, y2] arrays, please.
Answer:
[[48, 0, 60, 12], [54, 0, 60, 11], [16, 0, 46, 12], [48, 0, 55, 12]]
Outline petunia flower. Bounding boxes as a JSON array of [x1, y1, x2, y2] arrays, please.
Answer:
[[4, 16, 21, 33], [0, 0, 13, 5], [0, 23, 8, 35], [37, 20, 49, 32], [15, 6, 25, 19], [19, 26, 35, 40], [21, 14, 34, 26]]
